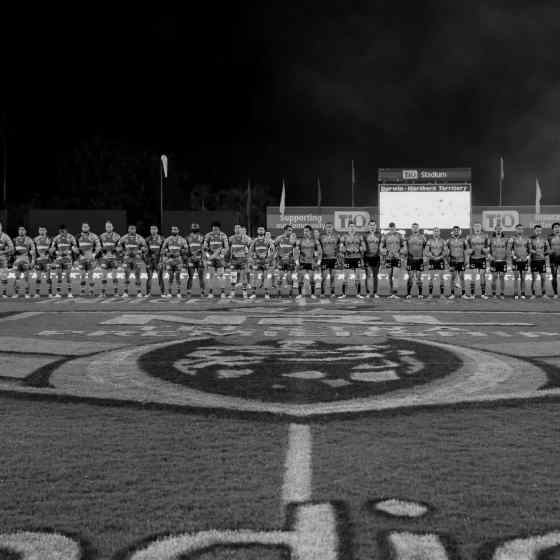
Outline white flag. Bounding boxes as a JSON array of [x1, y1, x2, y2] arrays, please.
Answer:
[[161, 155, 168, 178], [536, 178, 542, 215], [499, 157, 504, 181], [279, 179, 286, 216]]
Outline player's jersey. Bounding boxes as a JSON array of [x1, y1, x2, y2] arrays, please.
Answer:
[[467, 233, 488, 258], [508, 235, 530, 260], [76, 232, 100, 257], [204, 232, 228, 257], [275, 235, 297, 262], [229, 234, 250, 261], [99, 232, 121, 257], [364, 232, 382, 257], [34, 235, 51, 263], [447, 236, 467, 261], [488, 234, 508, 261], [341, 233, 364, 257], [549, 234, 560, 259], [119, 233, 147, 258], [0, 233, 14, 261], [320, 233, 340, 259], [381, 232, 403, 258], [529, 235, 549, 261], [51, 233, 77, 258], [424, 237, 446, 258], [406, 233, 426, 259], [299, 236, 321, 264], [13, 236, 35, 259], [145, 234, 164, 260], [162, 235, 187, 259], [250, 236, 273, 262], [186, 233, 204, 262]]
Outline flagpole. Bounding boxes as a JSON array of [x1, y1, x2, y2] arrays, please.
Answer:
[[498, 157, 503, 208], [159, 164, 164, 231], [1, 112, 6, 228], [247, 178, 252, 236]]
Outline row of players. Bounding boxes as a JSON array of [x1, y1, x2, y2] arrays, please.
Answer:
[[1, 220, 559, 274]]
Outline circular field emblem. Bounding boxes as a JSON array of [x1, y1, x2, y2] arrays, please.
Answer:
[[139, 338, 462, 405]]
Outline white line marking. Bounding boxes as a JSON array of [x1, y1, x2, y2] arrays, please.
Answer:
[[282, 423, 312, 505]]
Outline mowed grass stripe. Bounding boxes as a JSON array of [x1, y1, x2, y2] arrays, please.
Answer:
[[0, 398, 286, 560], [312, 401, 560, 560]]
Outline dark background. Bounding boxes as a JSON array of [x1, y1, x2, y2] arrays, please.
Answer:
[[3, 1, 560, 228]]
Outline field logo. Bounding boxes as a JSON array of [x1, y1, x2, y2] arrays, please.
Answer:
[[402, 169, 419, 179], [482, 210, 519, 231], [334, 210, 372, 231]]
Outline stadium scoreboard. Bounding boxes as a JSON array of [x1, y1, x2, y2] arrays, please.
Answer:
[[378, 168, 472, 230]]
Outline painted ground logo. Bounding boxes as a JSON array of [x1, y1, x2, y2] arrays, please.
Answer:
[[139, 338, 461, 404]]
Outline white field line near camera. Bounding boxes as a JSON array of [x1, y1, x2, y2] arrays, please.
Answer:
[[282, 424, 313, 505]]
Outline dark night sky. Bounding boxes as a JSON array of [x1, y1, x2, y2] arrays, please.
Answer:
[[4, 1, 560, 208]]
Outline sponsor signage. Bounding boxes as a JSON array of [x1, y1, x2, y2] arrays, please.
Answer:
[[378, 168, 472, 182], [266, 207, 378, 235]]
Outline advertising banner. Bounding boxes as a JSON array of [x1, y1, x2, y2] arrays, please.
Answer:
[[378, 168, 472, 182]]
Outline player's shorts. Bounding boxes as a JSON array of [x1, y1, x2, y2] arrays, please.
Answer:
[[470, 257, 486, 270], [322, 257, 338, 270], [493, 261, 507, 273], [123, 256, 146, 273], [300, 262, 314, 271], [0, 256, 9, 269], [430, 259, 445, 270], [14, 257, 31, 271], [530, 260, 546, 274], [364, 256, 380, 269], [100, 256, 119, 269], [78, 255, 97, 271], [407, 257, 423, 271], [230, 259, 248, 271], [164, 257, 184, 271], [449, 259, 465, 272], [514, 259, 528, 272], [278, 259, 295, 272], [53, 256, 73, 271], [549, 255, 560, 267], [385, 257, 401, 269], [207, 257, 225, 269], [344, 257, 362, 269], [188, 259, 204, 272]]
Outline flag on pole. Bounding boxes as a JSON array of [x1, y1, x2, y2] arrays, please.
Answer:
[[279, 179, 286, 217], [499, 157, 504, 181], [246, 179, 252, 235], [498, 156, 504, 206], [317, 177, 322, 209], [160, 155, 168, 178], [536, 178, 542, 215]]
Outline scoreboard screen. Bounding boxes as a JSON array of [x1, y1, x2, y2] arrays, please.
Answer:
[[378, 184, 471, 230]]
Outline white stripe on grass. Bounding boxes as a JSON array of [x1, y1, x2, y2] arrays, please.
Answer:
[[282, 423, 313, 504]]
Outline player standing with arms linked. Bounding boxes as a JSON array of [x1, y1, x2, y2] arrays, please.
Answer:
[[406, 223, 426, 297], [529, 224, 550, 298], [508, 224, 531, 299], [364, 220, 382, 297], [549, 222, 560, 298], [487, 224, 509, 298]]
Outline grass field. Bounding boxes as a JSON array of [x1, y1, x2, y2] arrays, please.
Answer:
[[0, 299, 559, 559]]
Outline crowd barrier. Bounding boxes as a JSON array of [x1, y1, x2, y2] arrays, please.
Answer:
[[0, 267, 558, 299]]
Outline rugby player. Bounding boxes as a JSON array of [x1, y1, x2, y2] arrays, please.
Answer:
[[549, 222, 560, 297], [406, 223, 426, 296], [76, 222, 101, 272], [186, 223, 205, 281], [229, 225, 250, 297], [364, 220, 382, 297], [99, 221, 121, 270], [50, 225, 77, 296], [13, 226, 35, 272], [118, 225, 148, 296], [275, 227, 298, 272], [424, 227, 446, 270], [508, 224, 531, 299], [320, 222, 340, 274], [204, 222, 229, 298], [340, 221, 364, 270], [446, 226, 467, 299], [161, 226, 188, 297], [0, 223, 14, 269], [466, 222, 488, 270], [34, 227, 52, 272], [249, 226, 275, 299], [529, 224, 550, 298], [488, 224, 508, 299], [296, 225, 322, 299], [145, 225, 164, 274]]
